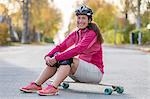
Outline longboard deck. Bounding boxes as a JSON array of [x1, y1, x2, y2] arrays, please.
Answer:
[[48, 80, 124, 95]]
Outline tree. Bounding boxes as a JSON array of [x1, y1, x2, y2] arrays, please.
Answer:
[[87, 0, 117, 33], [28, 0, 62, 41], [0, 2, 20, 42], [94, 4, 117, 33], [0, 4, 8, 17], [141, 0, 150, 27], [21, 0, 30, 43], [4, 0, 62, 43]]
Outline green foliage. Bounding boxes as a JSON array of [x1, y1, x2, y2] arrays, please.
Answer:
[[86, 0, 104, 13], [85, 0, 150, 45], [93, 4, 116, 33], [142, 29, 150, 45], [29, 0, 62, 39], [4, 0, 62, 43], [141, 11, 150, 27], [116, 32, 124, 44], [104, 30, 124, 44], [130, 28, 150, 45], [130, 30, 139, 44], [43, 37, 54, 43], [121, 21, 135, 43], [102, 17, 135, 44]]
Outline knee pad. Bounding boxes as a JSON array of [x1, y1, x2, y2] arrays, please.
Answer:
[[58, 58, 73, 67], [49, 52, 73, 68], [52, 62, 60, 68]]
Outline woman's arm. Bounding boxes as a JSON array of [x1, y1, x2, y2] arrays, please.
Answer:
[[45, 31, 76, 57], [55, 30, 96, 61]]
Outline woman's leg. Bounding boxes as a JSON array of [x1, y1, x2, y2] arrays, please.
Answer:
[[35, 66, 57, 85], [36, 58, 80, 95], [70, 58, 79, 75], [70, 59, 103, 83], [51, 58, 79, 87], [51, 65, 71, 87]]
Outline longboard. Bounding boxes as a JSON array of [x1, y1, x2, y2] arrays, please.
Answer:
[[49, 81, 124, 95]]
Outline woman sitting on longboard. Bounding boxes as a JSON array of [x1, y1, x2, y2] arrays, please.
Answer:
[[20, 5, 104, 96]]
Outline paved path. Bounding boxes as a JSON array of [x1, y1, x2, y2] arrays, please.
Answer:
[[0, 44, 150, 99]]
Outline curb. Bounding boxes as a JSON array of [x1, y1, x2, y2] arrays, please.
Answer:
[[104, 44, 150, 53], [139, 47, 150, 53]]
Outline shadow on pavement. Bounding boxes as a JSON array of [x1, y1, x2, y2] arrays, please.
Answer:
[[0, 59, 134, 99], [0, 59, 40, 98]]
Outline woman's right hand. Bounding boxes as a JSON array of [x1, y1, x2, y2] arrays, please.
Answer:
[[45, 56, 51, 66]]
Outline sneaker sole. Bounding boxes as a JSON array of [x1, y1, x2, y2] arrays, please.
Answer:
[[37, 92, 59, 96], [20, 88, 38, 93]]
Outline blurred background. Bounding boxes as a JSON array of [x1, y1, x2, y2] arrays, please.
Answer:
[[0, 0, 150, 46], [0, 1, 150, 98]]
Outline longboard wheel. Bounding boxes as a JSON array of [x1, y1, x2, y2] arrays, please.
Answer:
[[116, 87, 124, 94], [104, 88, 112, 95], [62, 82, 69, 89]]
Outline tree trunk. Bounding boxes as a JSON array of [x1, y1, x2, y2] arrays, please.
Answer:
[[21, 0, 29, 43], [136, 0, 142, 45]]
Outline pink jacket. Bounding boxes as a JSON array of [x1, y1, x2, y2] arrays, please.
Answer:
[[46, 28, 104, 74]]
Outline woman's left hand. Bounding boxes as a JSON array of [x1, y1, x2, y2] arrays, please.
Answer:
[[48, 57, 57, 66]]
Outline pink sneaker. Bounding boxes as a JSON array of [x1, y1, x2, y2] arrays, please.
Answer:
[[37, 84, 59, 96], [20, 82, 42, 93]]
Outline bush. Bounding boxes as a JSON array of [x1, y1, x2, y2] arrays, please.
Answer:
[[0, 23, 10, 45], [142, 29, 150, 44], [43, 37, 54, 43], [104, 30, 124, 45], [122, 22, 135, 44], [130, 30, 139, 44], [130, 28, 150, 45]]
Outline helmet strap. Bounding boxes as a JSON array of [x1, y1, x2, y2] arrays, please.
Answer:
[[88, 18, 92, 23]]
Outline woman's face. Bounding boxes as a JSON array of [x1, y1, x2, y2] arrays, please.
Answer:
[[77, 15, 89, 29]]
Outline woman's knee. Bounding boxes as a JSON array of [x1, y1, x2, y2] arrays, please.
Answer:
[[73, 58, 79, 65], [70, 58, 79, 75]]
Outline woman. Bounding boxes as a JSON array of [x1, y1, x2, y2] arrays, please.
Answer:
[[20, 5, 104, 96]]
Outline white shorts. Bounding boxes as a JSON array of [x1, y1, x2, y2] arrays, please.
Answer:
[[69, 59, 103, 84]]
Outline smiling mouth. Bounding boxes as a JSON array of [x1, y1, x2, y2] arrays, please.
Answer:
[[78, 23, 85, 26], [78, 25, 84, 28]]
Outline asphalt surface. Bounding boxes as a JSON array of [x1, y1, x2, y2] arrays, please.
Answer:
[[0, 44, 150, 99]]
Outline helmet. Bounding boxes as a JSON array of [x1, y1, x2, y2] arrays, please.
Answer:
[[75, 5, 93, 17]]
